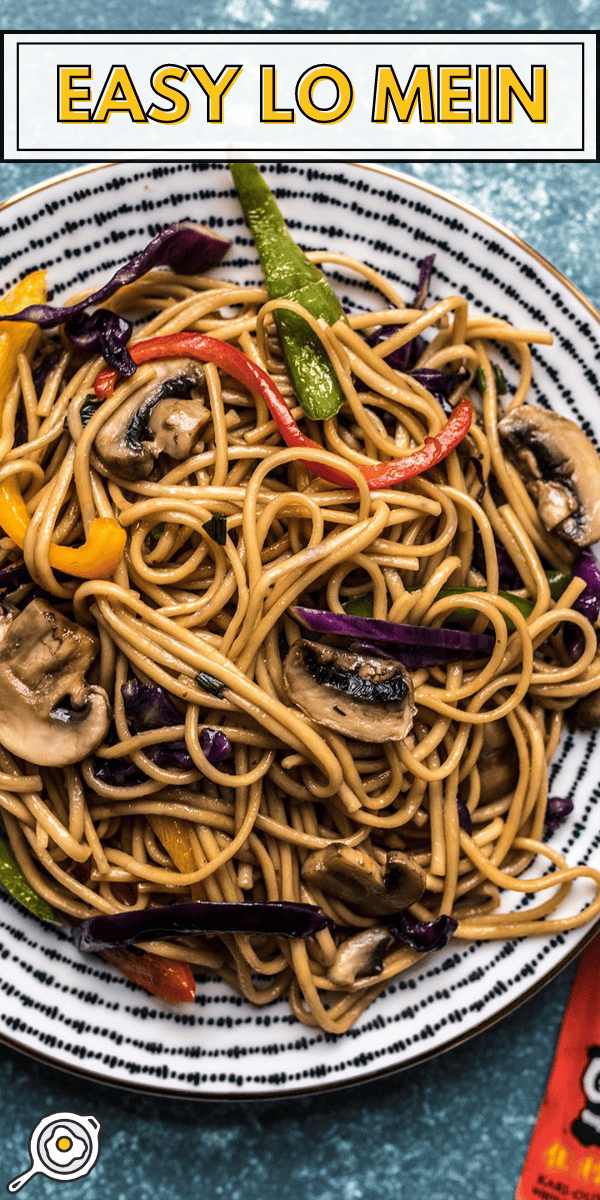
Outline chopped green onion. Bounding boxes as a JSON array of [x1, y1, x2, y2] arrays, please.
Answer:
[[475, 365, 507, 395], [493, 364, 507, 395], [202, 514, 227, 545], [195, 671, 225, 697], [546, 568, 571, 601]]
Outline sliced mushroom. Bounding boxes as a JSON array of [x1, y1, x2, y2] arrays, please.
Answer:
[[568, 687, 600, 731], [477, 718, 519, 804], [283, 640, 416, 742], [328, 926, 395, 988], [94, 357, 210, 480], [498, 404, 600, 547], [0, 598, 110, 767], [301, 843, 425, 916]]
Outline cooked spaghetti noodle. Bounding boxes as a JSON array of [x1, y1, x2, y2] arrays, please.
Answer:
[[1, 238, 600, 1034]]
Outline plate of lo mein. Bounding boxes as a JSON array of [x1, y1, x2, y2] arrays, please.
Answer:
[[0, 160, 599, 1099]]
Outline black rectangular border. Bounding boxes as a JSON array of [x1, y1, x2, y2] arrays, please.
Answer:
[[3, 32, 596, 162]]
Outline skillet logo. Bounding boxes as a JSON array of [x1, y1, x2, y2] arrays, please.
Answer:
[[3, 32, 594, 161], [6, 1112, 101, 1192]]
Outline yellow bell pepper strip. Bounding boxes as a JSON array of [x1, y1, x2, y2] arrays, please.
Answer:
[[95, 334, 473, 492], [229, 161, 347, 421], [0, 270, 47, 408], [0, 477, 126, 579], [0, 271, 126, 578], [149, 815, 206, 900]]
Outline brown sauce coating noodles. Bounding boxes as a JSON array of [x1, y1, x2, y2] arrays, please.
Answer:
[[1, 253, 600, 1035]]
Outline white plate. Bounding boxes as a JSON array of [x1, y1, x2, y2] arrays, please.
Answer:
[[1, 161, 599, 1099]]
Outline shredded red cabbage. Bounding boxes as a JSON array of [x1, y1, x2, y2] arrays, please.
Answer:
[[32, 347, 62, 398], [0, 562, 30, 591], [74, 900, 332, 952], [65, 309, 134, 376], [350, 639, 466, 671], [563, 551, 600, 659], [2, 222, 231, 374], [544, 795, 574, 834], [409, 367, 468, 407], [573, 551, 600, 624], [456, 799, 473, 835], [121, 679, 231, 766], [387, 911, 458, 953], [364, 329, 426, 374], [413, 254, 436, 310], [293, 607, 496, 659], [122, 678, 181, 730]]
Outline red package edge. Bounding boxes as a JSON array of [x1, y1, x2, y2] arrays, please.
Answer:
[[516, 934, 600, 1200]]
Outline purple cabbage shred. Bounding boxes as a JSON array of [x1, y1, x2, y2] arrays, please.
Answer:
[[456, 799, 472, 835], [2, 222, 232, 374], [200, 727, 231, 763], [121, 678, 231, 767], [65, 309, 135, 377], [32, 348, 62, 398], [544, 795, 574, 834], [413, 254, 435, 309], [387, 911, 458, 953], [563, 551, 600, 660]]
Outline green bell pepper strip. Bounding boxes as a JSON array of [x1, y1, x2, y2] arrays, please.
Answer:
[[229, 161, 347, 421], [345, 585, 534, 632], [0, 837, 57, 922]]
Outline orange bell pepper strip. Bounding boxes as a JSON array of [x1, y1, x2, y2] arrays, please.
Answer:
[[0, 271, 126, 578], [95, 334, 473, 491], [100, 946, 196, 1003]]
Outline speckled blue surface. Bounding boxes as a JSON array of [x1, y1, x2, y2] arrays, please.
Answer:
[[1, 28, 600, 1194], [1, 0, 599, 29]]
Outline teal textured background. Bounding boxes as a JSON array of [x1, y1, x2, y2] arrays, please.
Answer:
[[1, 29, 599, 1188]]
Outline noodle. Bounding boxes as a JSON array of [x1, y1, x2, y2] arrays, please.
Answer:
[[1, 238, 600, 1037]]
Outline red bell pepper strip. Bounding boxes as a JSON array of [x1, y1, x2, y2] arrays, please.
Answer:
[[95, 334, 473, 491], [100, 946, 196, 1003]]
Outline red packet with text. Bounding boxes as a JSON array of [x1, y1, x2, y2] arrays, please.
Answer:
[[517, 935, 600, 1200]]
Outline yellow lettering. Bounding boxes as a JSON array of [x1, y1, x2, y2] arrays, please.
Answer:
[[187, 65, 243, 123], [497, 65, 547, 123], [372, 65, 435, 123], [57, 65, 92, 122], [92, 65, 147, 123], [260, 66, 294, 123], [146, 64, 189, 124], [296, 64, 354, 124], [438, 66, 472, 123], [476, 65, 493, 123]]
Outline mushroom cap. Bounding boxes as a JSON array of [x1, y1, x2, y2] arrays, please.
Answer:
[[93, 357, 209, 480], [568, 685, 600, 732], [498, 404, 600, 547], [283, 640, 416, 743], [0, 599, 111, 767], [301, 843, 426, 917]]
